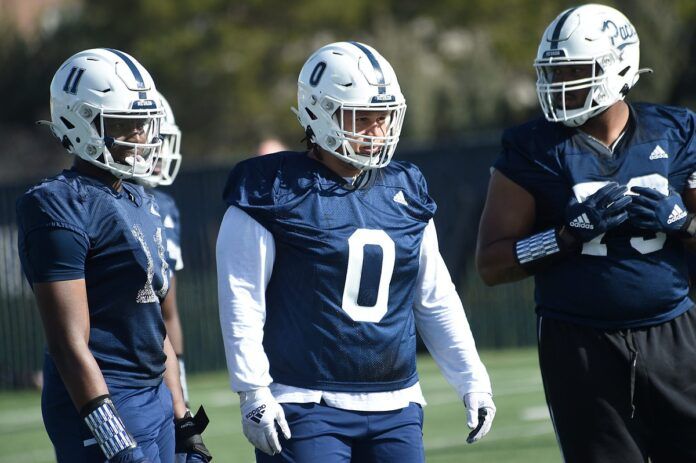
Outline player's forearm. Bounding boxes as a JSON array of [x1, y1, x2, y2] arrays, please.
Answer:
[[163, 335, 188, 419], [48, 341, 109, 411], [476, 238, 530, 285], [415, 295, 492, 396], [477, 227, 580, 285], [162, 276, 184, 355]]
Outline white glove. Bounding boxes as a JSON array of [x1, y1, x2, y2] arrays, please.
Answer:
[[464, 392, 496, 444], [239, 387, 291, 455]]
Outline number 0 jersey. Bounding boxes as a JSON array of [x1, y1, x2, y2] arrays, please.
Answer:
[[17, 169, 169, 387], [223, 151, 436, 392], [495, 103, 696, 329]]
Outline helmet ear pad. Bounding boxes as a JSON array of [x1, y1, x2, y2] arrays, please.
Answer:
[[533, 4, 647, 127], [293, 42, 407, 170], [46, 48, 165, 179]]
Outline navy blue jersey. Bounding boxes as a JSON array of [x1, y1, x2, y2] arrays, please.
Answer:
[[223, 151, 436, 392], [17, 170, 169, 387], [495, 103, 696, 329], [150, 189, 183, 274]]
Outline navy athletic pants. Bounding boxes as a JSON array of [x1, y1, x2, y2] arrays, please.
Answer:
[[256, 401, 425, 463]]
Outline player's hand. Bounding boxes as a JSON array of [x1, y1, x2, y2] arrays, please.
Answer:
[[174, 406, 213, 462], [110, 447, 152, 463], [239, 387, 291, 456], [565, 182, 632, 242], [627, 186, 690, 233], [175, 453, 209, 463], [464, 392, 496, 444]]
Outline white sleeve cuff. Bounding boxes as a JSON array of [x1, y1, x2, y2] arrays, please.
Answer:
[[688, 171, 696, 189]]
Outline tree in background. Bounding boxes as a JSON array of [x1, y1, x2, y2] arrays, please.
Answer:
[[0, 0, 693, 183]]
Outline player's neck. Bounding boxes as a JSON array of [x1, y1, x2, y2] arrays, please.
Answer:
[[578, 101, 630, 147], [309, 148, 362, 179], [72, 159, 123, 192]]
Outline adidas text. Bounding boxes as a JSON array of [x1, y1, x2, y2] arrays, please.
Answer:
[[569, 213, 593, 229], [667, 204, 687, 224]]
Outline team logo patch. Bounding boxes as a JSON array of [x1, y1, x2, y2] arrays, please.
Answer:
[[649, 145, 669, 160], [570, 213, 593, 229], [393, 191, 408, 206], [245, 404, 266, 424]]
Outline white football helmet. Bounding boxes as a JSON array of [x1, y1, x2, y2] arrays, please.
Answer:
[[134, 91, 182, 188], [534, 4, 650, 127], [44, 48, 164, 179], [293, 41, 406, 170]]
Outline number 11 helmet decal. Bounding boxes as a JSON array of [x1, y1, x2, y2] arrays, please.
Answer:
[[293, 42, 407, 170]]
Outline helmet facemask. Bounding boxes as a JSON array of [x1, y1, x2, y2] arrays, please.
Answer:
[[132, 92, 183, 188], [317, 95, 406, 170], [535, 53, 623, 127], [98, 108, 164, 178]]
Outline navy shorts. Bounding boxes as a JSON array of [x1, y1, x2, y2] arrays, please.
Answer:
[[256, 401, 424, 463], [42, 363, 175, 463]]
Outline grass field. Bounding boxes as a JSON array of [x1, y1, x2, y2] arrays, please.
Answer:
[[0, 348, 562, 463]]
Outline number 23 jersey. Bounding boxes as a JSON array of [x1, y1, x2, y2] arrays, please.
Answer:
[[223, 151, 436, 392], [495, 103, 696, 329]]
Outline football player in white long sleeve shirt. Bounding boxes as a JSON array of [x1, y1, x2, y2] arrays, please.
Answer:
[[217, 41, 494, 463]]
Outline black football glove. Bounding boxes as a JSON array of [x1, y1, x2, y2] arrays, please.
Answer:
[[565, 182, 631, 242], [627, 186, 690, 233], [174, 406, 213, 462]]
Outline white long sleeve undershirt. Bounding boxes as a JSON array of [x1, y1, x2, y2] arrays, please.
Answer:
[[217, 205, 491, 412]]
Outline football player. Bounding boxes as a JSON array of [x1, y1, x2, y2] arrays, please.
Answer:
[[130, 91, 189, 405], [476, 4, 696, 462], [217, 41, 495, 462], [17, 49, 211, 463]]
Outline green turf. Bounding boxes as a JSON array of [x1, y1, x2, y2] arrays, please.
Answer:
[[0, 348, 561, 462]]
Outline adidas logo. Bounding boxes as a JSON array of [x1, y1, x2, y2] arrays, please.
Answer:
[[667, 204, 687, 224], [569, 213, 594, 229], [393, 191, 408, 206], [649, 145, 669, 160], [245, 404, 266, 424]]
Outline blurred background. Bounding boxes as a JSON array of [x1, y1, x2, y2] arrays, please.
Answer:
[[0, 0, 694, 461]]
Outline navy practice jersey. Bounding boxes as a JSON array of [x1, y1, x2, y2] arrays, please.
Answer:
[[495, 103, 696, 329], [150, 189, 184, 274], [223, 151, 436, 392], [17, 169, 169, 386]]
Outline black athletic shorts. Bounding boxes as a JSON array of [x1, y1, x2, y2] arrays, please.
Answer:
[[538, 307, 696, 463]]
